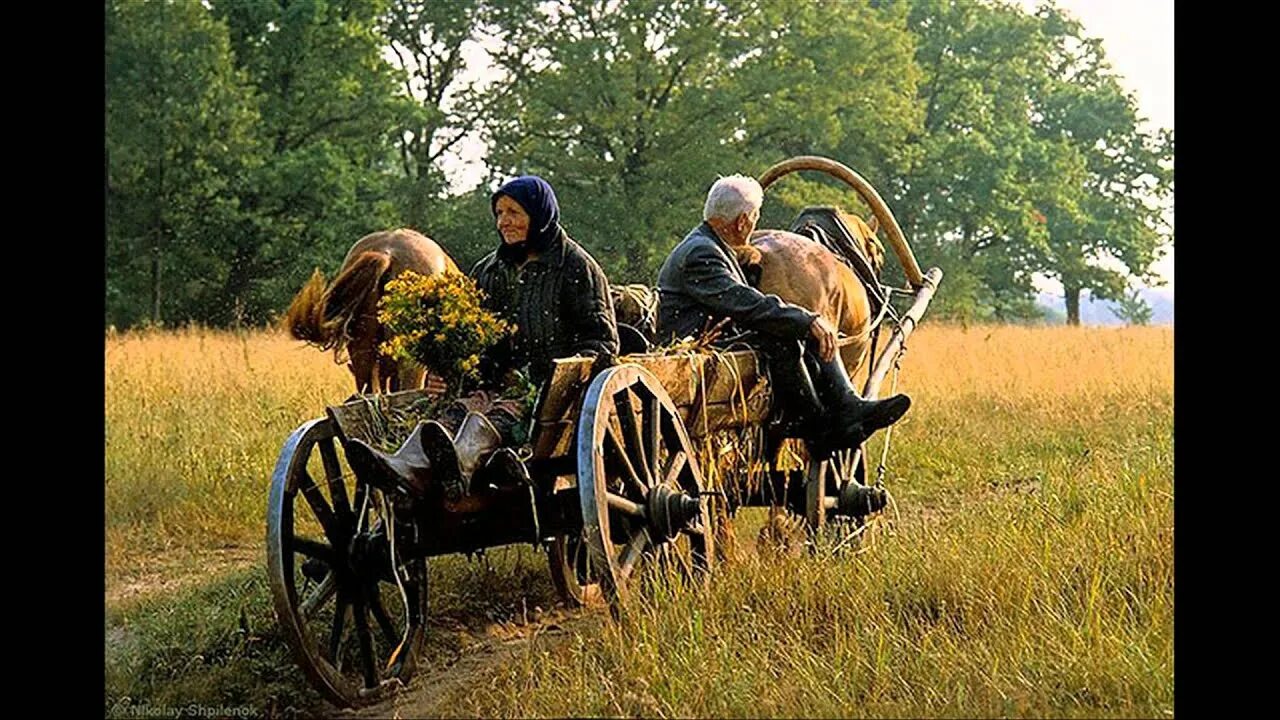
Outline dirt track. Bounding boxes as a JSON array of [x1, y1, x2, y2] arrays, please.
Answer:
[[107, 546, 261, 606], [332, 604, 605, 719]]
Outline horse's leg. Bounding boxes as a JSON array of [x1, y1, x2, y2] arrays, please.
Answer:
[[835, 277, 873, 378], [349, 321, 381, 394], [397, 362, 426, 391], [348, 350, 375, 395]]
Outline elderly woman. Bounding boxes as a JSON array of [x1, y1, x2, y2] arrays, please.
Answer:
[[412, 175, 619, 499], [471, 175, 619, 385], [347, 176, 618, 502]]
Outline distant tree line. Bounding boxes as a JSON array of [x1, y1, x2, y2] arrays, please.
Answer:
[[106, 0, 1173, 328]]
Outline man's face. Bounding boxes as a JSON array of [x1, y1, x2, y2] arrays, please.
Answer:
[[495, 195, 531, 245]]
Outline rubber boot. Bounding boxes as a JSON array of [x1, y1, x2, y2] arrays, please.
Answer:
[[418, 413, 502, 502], [762, 338, 826, 436], [805, 349, 911, 453], [343, 422, 434, 499]]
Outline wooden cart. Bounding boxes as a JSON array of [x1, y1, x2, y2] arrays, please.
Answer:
[[264, 156, 943, 707]]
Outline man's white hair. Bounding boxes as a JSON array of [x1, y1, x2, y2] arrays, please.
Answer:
[[703, 174, 764, 222]]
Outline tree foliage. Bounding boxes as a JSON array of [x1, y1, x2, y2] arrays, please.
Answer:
[[1028, 5, 1173, 325], [105, 0, 1173, 329], [1108, 288, 1154, 326], [106, 0, 261, 326]]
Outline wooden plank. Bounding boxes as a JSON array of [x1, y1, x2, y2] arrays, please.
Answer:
[[530, 349, 772, 458], [531, 392, 771, 461], [534, 357, 595, 425], [531, 419, 576, 460], [535, 350, 768, 424], [681, 396, 771, 437], [624, 350, 766, 409]]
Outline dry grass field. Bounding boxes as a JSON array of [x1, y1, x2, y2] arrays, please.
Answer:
[[105, 324, 1172, 717]]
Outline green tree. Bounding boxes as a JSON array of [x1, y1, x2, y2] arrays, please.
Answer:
[[891, 0, 1058, 322], [478, 0, 921, 282], [478, 0, 763, 280], [380, 0, 492, 230], [1108, 288, 1153, 326], [208, 0, 416, 323], [106, 0, 262, 327], [1028, 6, 1173, 325], [741, 1, 923, 235]]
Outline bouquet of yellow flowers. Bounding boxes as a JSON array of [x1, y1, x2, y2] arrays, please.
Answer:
[[378, 271, 513, 387]]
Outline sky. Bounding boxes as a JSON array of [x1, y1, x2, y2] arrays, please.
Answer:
[[434, 0, 1175, 291]]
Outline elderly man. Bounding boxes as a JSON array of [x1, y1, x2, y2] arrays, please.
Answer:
[[656, 174, 910, 453]]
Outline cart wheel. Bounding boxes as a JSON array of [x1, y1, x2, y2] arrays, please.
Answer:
[[803, 442, 872, 553], [548, 531, 603, 607], [266, 418, 428, 708], [576, 365, 715, 612], [549, 472, 604, 607]]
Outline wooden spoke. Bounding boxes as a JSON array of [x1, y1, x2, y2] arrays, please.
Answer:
[[291, 536, 334, 564], [661, 450, 687, 489], [604, 422, 648, 498], [318, 439, 354, 524], [366, 588, 401, 652], [298, 470, 339, 542], [299, 573, 338, 620], [328, 595, 349, 667], [606, 491, 647, 518], [664, 541, 696, 578], [352, 598, 378, 689], [613, 388, 652, 486], [642, 394, 661, 484], [617, 529, 650, 580]]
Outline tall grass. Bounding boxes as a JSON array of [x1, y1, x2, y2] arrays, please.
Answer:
[[105, 324, 1172, 717], [105, 325, 350, 581]]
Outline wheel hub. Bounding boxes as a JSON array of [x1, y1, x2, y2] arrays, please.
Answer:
[[837, 482, 887, 518], [346, 531, 390, 582], [646, 485, 702, 540]]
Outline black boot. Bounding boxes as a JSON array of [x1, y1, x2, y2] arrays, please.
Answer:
[[417, 421, 467, 502], [761, 338, 825, 436], [805, 348, 911, 453]]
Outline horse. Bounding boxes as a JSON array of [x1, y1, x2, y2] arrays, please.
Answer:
[[285, 228, 460, 394], [735, 210, 886, 376]]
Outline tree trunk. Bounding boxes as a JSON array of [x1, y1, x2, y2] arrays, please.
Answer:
[[219, 240, 260, 326], [1064, 284, 1081, 326], [150, 237, 161, 325]]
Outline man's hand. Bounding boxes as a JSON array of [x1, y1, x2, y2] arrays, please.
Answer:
[[809, 316, 838, 363]]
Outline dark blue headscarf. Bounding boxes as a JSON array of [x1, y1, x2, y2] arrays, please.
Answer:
[[491, 175, 562, 264]]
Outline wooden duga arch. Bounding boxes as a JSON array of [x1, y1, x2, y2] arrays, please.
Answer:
[[758, 155, 926, 289]]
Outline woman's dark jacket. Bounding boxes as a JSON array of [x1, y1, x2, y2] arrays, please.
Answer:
[[471, 228, 619, 387]]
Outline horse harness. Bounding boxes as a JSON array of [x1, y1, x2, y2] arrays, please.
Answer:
[[788, 206, 890, 331]]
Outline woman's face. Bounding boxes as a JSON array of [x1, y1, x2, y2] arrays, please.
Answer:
[[495, 195, 531, 245]]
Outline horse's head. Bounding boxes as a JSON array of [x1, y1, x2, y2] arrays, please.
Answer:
[[836, 210, 886, 277]]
